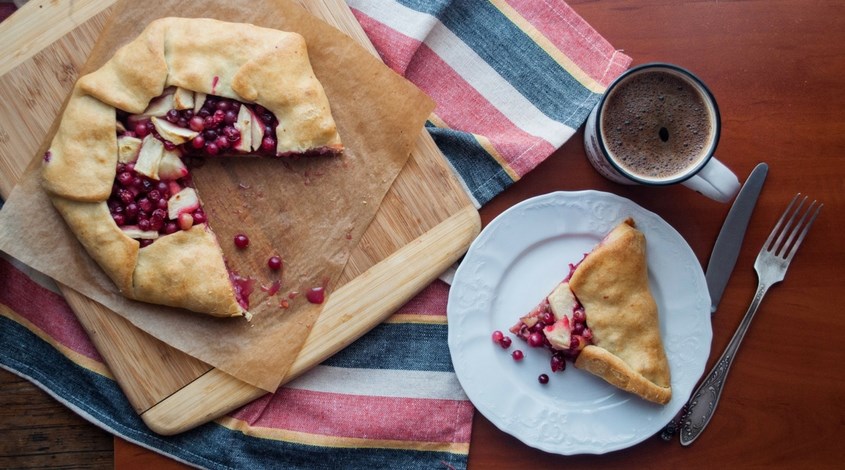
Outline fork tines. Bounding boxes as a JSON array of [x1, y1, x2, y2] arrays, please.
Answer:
[[765, 193, 823, 261]]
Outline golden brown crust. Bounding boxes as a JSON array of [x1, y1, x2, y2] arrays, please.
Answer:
[[132, 226, 244, 318], [570, 218, 672, 404], [49, 197, 139, 295], [41, 18, 344, 318], [41, 90, 118, 201]]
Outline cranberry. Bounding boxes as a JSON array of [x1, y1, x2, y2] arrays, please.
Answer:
[[233, 233, 250, 249], [582, 328, 594, 341], [138, 198, 153, 213], [118, 189, 134, 205], [177, 118, 188, 128], [166, 109, 180, 123], [148, 189, 161, 201], [512, 350, 524, 361], [499, 336, 512, 349], [163, 140, 177, 151], [492, 330, 504, 343], [215, 135, 230, 149], [569, 336, 581, 351], [216, 100, 231, 111], [551, 354, 566, 372], [267, 256, 283, 271], [191, 135, 206, 149], [573, 309, 586, 324], [205, 142, 219, 155], [189, 116, 205, 132], [178, 212, 194, 231], [306, 286, 326, 304], [164, 222, 179, 234], [572, 324, 585, 336], [528, 332, 545, 348], [538, 374, 549, 385], [149, 215, 164, 231], [223, 126, 240, 142], [117, 171, 133, 186], [134, 121, 150, 137], [192, 210, 207, 224], [224, 110, 238, 124], [112, 213, 125, 226], [261, 136, 276, 153], [124, 203, 138, 218], [212, 109, 225, 124], [540, 311, 555, 325], [138, 218, 151, 231], [139, 239, 154, 248]]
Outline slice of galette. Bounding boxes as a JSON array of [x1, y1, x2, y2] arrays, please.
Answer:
[[41, 18, 343, 318], [510, 218, 672, 404]]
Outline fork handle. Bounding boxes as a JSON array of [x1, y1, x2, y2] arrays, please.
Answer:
[[678, 280, 771, 446]]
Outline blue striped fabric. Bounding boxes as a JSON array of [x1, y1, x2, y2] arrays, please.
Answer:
[[0, 1, 632, 468]]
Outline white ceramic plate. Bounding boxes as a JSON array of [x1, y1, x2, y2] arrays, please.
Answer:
[[447, 191, 711, 455]]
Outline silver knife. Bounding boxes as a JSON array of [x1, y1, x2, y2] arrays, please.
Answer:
[[705, 162, 769, 313], [659, 162, 768, 441]]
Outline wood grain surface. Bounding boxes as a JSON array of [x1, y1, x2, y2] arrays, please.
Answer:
[[0, 0, 480, 437], [3, 0, 845, 468]]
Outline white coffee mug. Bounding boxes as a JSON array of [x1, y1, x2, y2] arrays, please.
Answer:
[[584, 63, 740, 203]]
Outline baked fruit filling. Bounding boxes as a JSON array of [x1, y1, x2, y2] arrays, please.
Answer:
[[496, 219, 673, 404], [108, 87, 341, 246], [509, 264, 593, 373], [41, 18, 345, 318]]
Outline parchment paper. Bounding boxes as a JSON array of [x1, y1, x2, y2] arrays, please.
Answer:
[[0, 0, 434, 392]]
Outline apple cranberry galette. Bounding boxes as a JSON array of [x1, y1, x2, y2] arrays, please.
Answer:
[[509, 218, 672, 404], [41, 18, 343, 318]]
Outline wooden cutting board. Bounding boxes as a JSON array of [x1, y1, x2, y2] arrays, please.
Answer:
[[0, 0, 479, 434]]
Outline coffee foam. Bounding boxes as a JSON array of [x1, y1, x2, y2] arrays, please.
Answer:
[[600, 70, 714, 181]]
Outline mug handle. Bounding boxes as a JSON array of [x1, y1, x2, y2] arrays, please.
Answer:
[[681, 157, 740, 203]]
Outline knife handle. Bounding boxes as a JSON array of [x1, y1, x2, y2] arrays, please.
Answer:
[[679, 280, 770, 445]]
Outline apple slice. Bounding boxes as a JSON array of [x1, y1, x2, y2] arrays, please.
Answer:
[[193, 92, 207, 113], [158, 149, 188, 180], [548, 282, 578, 322], [121, 226, 160, 240], [250, 108, 265, 152], [140, 87, 176, 117], [167, 187, 200, 220], [173, 87, 194, 110], [151, 116, 199, 145], [233, 105, 253, 152], [117, 135, 143, 163], [544, 316, 573, 350], [134, 135, 165, 180]]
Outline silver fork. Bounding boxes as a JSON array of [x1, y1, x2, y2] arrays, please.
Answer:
[[678, 193, 822, 446]]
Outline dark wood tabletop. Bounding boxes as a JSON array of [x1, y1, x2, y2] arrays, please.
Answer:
[[2, 0, 844, 468]]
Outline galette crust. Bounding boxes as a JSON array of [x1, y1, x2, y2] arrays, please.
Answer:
[[570, 218, 672, 405], [41, 18, 344, 318]]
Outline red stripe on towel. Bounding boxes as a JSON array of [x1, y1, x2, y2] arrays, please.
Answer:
[[0, 258, 102, 361], [232, 388, 473, 443]]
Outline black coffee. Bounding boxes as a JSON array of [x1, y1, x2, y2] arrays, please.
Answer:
[[601, 70, 714, 180]]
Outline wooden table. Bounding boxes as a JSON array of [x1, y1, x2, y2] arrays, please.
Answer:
[[3, 0, 844, 468]]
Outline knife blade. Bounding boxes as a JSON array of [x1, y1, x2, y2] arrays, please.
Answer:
[[704, 162, 768, 313], [659, 162, 767, 441]]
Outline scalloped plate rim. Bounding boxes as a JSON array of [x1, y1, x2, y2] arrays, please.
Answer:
[[447, 190, 712, 455]]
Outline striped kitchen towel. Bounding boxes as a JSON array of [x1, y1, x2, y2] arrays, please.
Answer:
[[0, 1, 630, 468]]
